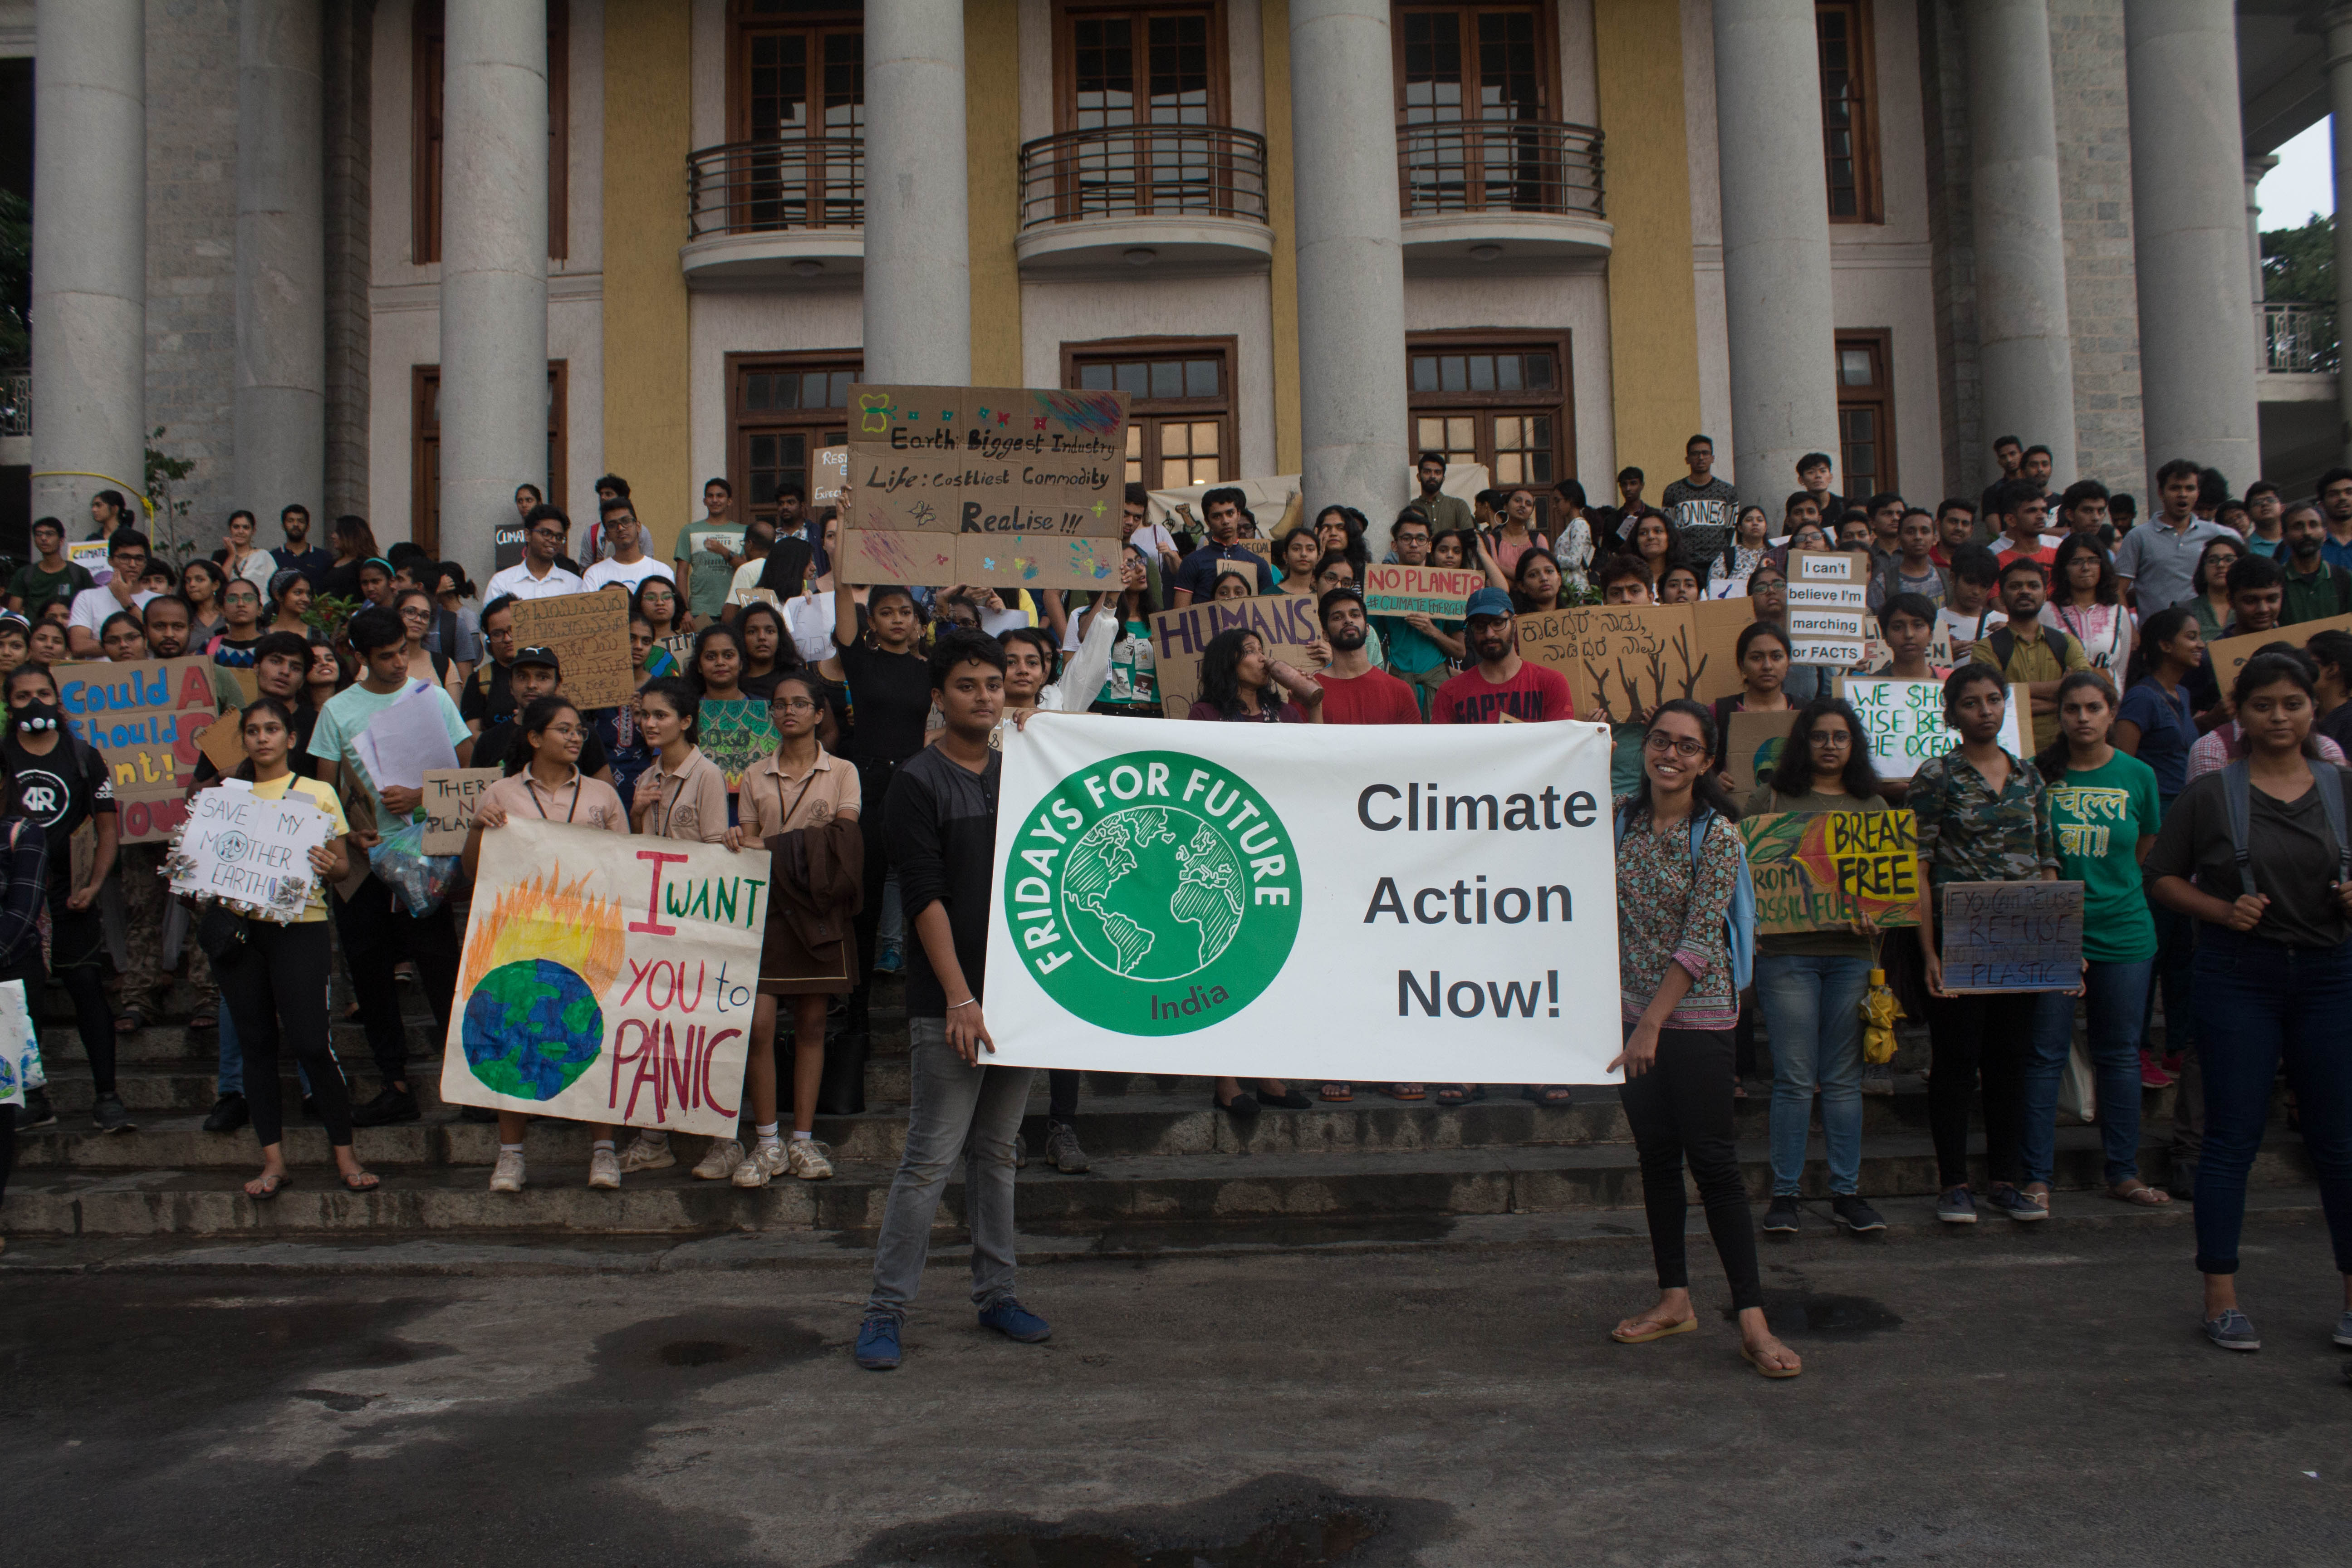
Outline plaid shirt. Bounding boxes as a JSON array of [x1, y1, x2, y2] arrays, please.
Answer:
[[1614, 801, 1743, 1030], [1909, 748, 2058, 887]]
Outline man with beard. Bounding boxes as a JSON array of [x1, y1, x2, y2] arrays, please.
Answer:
[[1313, 587, 1421, 724], [1430, 588, 1573, 724], [2279, 500, 2352, 624]]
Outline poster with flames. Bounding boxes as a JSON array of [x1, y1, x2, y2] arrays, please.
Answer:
[[438, 819, 771, 1136]]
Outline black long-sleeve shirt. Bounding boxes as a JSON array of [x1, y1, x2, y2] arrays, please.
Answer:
[[883, 745, 1001, 1017], [0, 812, 52, 968]]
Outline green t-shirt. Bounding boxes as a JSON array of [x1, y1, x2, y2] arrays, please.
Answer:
[[2043, 750, 2161, 963], [676, 522, 747, 620], [1743, 785, 1888, 958], [10, 560, 91, 613]]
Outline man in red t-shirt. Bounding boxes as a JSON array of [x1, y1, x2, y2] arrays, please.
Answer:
[[1430, 587, 1575, 724], [1313, 587, 1424, 724]]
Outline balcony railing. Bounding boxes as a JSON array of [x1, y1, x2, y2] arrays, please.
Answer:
[[1397, 119, 1604, 220], [686, 137, 864, 239], [1018, 124, 1269, 230], [2263, 300, 2336, 375], [0, 369, 26, 437]]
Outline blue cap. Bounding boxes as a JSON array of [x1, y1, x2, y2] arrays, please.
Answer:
[[1464, 586, 1514, 621]]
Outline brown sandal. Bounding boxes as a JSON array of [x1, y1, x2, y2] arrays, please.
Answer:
[[2107, 1181, 2171, 1206], [1386, 1083, 1426, 1101]]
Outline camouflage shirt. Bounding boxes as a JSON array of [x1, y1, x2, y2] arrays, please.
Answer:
[[1908, 748, 2058, 887]]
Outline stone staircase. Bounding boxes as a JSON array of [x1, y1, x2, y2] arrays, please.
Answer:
[[5, 972, 2316, 1244]]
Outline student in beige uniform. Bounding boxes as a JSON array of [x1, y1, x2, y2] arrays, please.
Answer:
[[463, 696, 631, 1194], [618, 675, 735, 1176], [716, 670, 865, 1186]]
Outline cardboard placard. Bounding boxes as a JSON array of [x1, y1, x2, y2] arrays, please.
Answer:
[[1937, 880, 2085, 992], [955, 533, 1121, 592], [814, 445, 847, 507], [165, 782, 337, 922], [847, 382, 1127, 536], [1362, 564, 1484, 619], [1738, 810, 1921, 934], [1688, 598, 1753, 704], [2205, 609, 2352, 689], [55, 657, 225, 843], [837, 528, 959, 587], [1839, 677, 2030, 779], [422, 767, 504, 855], [1723, 708, 1801, 798], [1148, 596, 1323, 716], [509, 590, 635, 709], [69, 539, 112, 585], [196, 708, 250, 774], [1514, 605, 1713, 725]]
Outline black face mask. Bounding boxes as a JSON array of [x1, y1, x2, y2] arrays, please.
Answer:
[[13, 701, 62, 733]]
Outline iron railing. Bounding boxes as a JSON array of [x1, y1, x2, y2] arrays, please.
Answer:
[[1018, 124, 1269, 230], [1396, 119, 1604, 220], [686, 137, 864, 239], [2263, 300, 2336, 375], [0, 369, 26, 437]]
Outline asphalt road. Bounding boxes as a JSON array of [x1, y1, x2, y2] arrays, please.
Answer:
[[4, 1215, 2349, 1567]]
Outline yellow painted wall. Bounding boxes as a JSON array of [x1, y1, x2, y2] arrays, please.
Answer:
[[1592, 0, 1703, 480], [601, 0, 693, 560], [1262, 0, 1301, 474], [967, 0, 1024, 385]]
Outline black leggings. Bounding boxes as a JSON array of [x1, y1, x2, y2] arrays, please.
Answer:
[[846, 768, 894, 1033], [49, 894, 116, 1094], [1926, 990, 2036, 1189], [220, 921, 353, 1147], [1619, 1024, 1764, 1313]]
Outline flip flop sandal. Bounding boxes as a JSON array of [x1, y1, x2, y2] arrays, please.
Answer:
[[341, 1171, 381, 1192], [245, 1173, 292, 1201], [1742, 1344, 1803, 1379], [1387, 1084, 1426, 1101], [1612, 1316, 1697, 1344], [1433, 1085, 1472, 1105], [2107, 1181, 2171, 1206], [1318, 1084, 1354, 1102], [1524, 1085, 1573, 1106], [113, 1011, 145, 1034]]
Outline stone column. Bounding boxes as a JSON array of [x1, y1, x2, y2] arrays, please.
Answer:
[[1289, 0, 1410, 544], [439, 0, 549, 568], [2244, 154, 2278, 308], [30, 1, 146, 530], [862, 0, 970, 384], [235, 0, 326, 530], [1966, 0, 2077, 487], [2326, 5, 2352, 463], [1712, 0, 1840, 507], [2124, 0, 2259, 482]]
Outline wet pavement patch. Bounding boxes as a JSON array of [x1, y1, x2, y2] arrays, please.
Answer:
[[657, 1338, 751, 1367], [845, 1475, 1453, 1568], [1723, 1289, 1905, 1337]]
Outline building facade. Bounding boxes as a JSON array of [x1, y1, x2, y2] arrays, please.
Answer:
[[5, 0, 2342, 564]]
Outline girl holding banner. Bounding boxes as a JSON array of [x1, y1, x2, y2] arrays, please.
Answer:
[[220, 698, 372, 1200], [465, 696, 633, 1193]]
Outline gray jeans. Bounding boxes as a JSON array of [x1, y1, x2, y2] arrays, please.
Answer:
[[865, 1016, 1035, 1318]]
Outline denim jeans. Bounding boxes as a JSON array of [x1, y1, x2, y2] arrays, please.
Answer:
[[1754, 952, 1870, 1196], [2022, 959, 2152, 1187], [865, 1017, 1036, 1318], [2190, 927, 2352, 1276]]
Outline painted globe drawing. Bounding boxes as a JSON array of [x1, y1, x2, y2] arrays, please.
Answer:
[[1059, 806, 1246, 983], [461, 958, 604, 1100]]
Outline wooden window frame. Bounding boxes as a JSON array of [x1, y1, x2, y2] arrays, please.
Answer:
[[1815, 0, 1883, 225], [1833, 328, 1896, 499], [726, 349, 863, 533], [1389, 3, 1559, 125], [724, 1, 867, 143], [411, 362, 568, 559], [1051, 3, 1230, 134], [412, 0, 571, 265], [1061, 335, 1239, 493], [1403, 328, 1575, 519]]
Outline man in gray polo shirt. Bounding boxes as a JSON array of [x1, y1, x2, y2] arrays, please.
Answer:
[[2113, 458, 2231, 613]]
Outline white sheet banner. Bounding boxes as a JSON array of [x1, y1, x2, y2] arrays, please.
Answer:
[[982, 714, 1624, 1084]]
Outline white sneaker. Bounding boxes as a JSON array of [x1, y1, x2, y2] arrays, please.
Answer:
[[489, 1150, 526, 1192], [786, 1138, 835, 1180], [693, 1137, 745, 1181], [733, 1141, 789, 1188], [588, 1147, 621, 1190], [617, 1132, 675, 1173]]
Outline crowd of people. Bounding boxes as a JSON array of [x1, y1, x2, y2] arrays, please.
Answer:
[[0, 440, 2346, 1378]]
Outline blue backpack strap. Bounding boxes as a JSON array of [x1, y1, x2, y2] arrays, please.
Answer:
[[2221, 759, 2257, 898]]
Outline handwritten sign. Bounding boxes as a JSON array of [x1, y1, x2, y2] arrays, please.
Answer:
[[1938, 880, 2084, 992], [1362, 564, 1483, 619], [1785, 551, 1870, 665], [56, 657, 225, 843], [69, 539, 112, 585], [814, 445, 847, 507], [955, 534, 1119, 592], [847, 382, 1127, 538], [1723, 708, 1800, 797], [421, 767, 504, 855], [166, 784, 336, 922], [2206, 609, 2352, 689], [1149, 596, 1323, 715], [1839, 677, 2029, 779], [838, 529, 958, 587], [1738, 810, 1921, 934], [510, 590, 635, 709], [439, 818, 769, 1136], [1515, 605, 1710, 725], [698, 698, 778, 790]]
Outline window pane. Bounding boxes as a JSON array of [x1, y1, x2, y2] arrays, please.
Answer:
[[1080, 363, 1114, 390], [1839, 348, 1874, 386], [1411, 356, 1438, 392], [748, 374, 770, 411], [1526, 354, 1553, 389], [1468, 355, 1494, 392], [1115, 362, 1149, 397], [1446, 417, 1473, 451], [1440, 356, 1466, 392], [1184, 359, 1220, 397], [1497, 355, 1523, 391], [751, 435, 775, 468], [1125, 424, 1143, 459], [1186, 420, 1218, 456], [1150, 361, 1182, 400]]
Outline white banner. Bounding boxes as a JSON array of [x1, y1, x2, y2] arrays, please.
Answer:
[[166, 782, 337, 922], [439, 818, 769, 1136], [981, 714, 1625, 1084]]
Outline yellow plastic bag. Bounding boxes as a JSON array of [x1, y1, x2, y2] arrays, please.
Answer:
[[1862, 967, 1902, 1065]]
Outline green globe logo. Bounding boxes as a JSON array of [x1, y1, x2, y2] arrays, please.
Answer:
[[1005, 749, 1303, 1035]]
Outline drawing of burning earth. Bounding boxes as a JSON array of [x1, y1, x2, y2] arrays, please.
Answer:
[[457, 866, 627, 1101]]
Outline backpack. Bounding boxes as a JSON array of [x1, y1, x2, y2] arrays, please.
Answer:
[[2219, 756, 2352, 898], [1981, 622, 2080, 676], [1615, 802, 1757, 992]]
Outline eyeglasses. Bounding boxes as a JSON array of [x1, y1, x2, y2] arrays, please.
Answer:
[[1807, 731, 1854, 749], [1644, 733, 1708, 759], [771, 697, 818, 712]]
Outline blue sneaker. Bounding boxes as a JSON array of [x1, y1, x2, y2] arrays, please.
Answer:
[[1936, 1186, 1977, 1225], [977, 1297, 1052, 1344], [2202, 1308, 2260, 1352], [1985, 1185, 2049, 1222], [853, 1312, 902, 1370], [874, 944, 903, 976]]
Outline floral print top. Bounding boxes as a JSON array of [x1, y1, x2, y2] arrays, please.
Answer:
[[1614, 799, 1744, 1030]]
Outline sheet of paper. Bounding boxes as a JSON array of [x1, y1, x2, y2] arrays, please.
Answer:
[[354, 681, 461, 794]]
